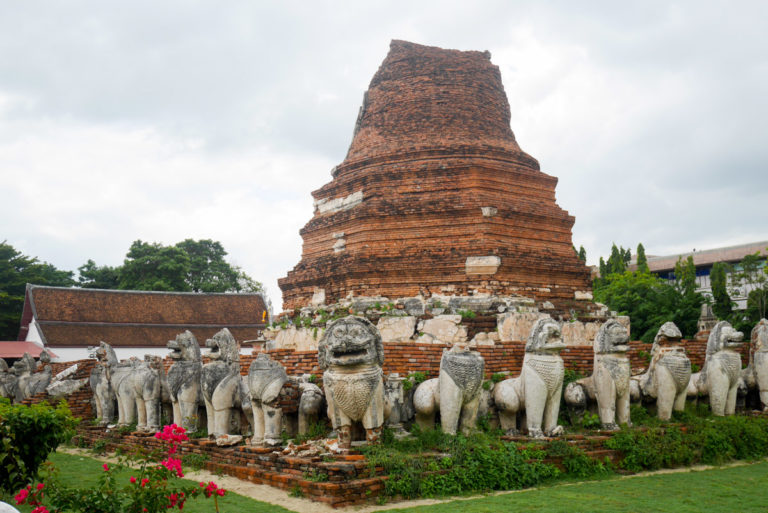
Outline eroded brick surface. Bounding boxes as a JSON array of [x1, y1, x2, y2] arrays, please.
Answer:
[[279, 40, 592, 311]]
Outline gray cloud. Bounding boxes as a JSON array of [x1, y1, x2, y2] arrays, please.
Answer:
[[1, 0, 766, 309]]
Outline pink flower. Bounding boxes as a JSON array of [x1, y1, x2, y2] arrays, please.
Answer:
[[161, 457, 184, 477], [36, 483, 44, 491], [31, 507, 49, 513], [216, 488, 225, 497], [130, 476, 137, 483], [14, 488, 29, 505], [141, 478, 150, 487], [102, 463, 109, 472]]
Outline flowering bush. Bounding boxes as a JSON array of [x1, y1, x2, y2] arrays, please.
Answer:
[[0, 399, 78, 493], [14, 424, 226, 513]]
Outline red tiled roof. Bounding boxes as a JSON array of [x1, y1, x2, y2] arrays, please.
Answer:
[[0, 341, 57, 359], [19, 285, 269, 348]]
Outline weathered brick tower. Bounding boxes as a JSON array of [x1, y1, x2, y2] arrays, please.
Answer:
[[279, 40, 592, 311]]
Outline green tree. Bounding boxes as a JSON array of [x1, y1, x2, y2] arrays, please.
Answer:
[[594, 271, 703, 342], [578, 246, 587, 263], [674, 256, 697, 296], [606, 244, 631, 275], [77, 259, 120, 289], [636, 243, 649, 274], [0, 241, 74, 340], [732, 250, 768, 321], [83, 239, 264, 294], [118, 240, 192, 292], [710, 262, 732, 320], [174, 239, 261, 293]]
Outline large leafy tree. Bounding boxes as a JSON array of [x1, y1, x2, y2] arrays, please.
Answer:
[[0, 241, 75, 339], [118, 240, 192, 291], [79, 239, 263, 293], [175, 239, 251, 293], [77, 259, 120, 289], [594, 270, 703, 343], [594, 243, 704, 342]]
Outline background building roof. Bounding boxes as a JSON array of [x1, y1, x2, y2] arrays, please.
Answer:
[[630, 241, 768, 273], [18, 285, 268, 348]]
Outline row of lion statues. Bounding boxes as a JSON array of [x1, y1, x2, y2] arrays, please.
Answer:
[[8, 315, 758, 448]]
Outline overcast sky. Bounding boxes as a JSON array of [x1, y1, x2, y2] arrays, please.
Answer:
[[1, 1, 766, 310]]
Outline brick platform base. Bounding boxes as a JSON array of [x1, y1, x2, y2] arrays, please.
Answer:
[[74, 425, 386, 508]]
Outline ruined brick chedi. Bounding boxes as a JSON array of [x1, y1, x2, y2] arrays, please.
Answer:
[[279, 40, 592, 310]]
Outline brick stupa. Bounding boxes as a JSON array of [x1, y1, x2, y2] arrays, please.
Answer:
[[279, 40, 592, 311]]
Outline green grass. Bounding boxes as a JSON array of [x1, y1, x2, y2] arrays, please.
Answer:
[[377, 461, 768, 513], [9, 451, 292, 513]]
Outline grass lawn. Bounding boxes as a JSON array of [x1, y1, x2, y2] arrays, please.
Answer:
[[9, 451, 292, 513], [378, 461, 768, 513]]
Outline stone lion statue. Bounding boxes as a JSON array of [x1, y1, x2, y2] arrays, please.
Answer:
[[0, 359, 19, 401], [564, 319, 631, 430], [202, 328, 243, 445], [88, 342, 116, 425], [318, 316, 385, 449], [247, 353, 288, 446], [131, 355, 165, 433], [688, 321, 745, 416], [13, 352, 51, 402], [631, 322, 691, 420], [166, 330, 203, 432], [298, 381, 324, 436], [494, 317, 565, 437], [413, 342, 485, 436], [742, 319, 768, 411]]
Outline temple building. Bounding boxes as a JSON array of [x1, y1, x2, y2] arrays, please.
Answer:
[[14, 285, 269, 361], [279, 40, 592, 311]]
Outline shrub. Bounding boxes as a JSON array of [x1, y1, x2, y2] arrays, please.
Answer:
[[0, 399, 78, 493], [606, 414, 768, 472], [545, 440, 609, 478], [362, 428, 558, 499]]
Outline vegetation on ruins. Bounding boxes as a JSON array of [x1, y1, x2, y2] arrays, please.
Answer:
[[0, 399, 78, 494], [361, 427, 560, 500], [0, 241, 75, 339]]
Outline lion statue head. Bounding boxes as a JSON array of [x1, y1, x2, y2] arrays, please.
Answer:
[[526, 317, 565, 354], [594, 319, 630, 355], [651, 321, 683, 356], [318, 316, 384, 369], [205, 328, 240, 363], [11, 353, 36, 377], [751, 319, 768, 354], [168, 330, 202, 362], [88, 341, 118, 366], [706, 321, 744, 355]]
